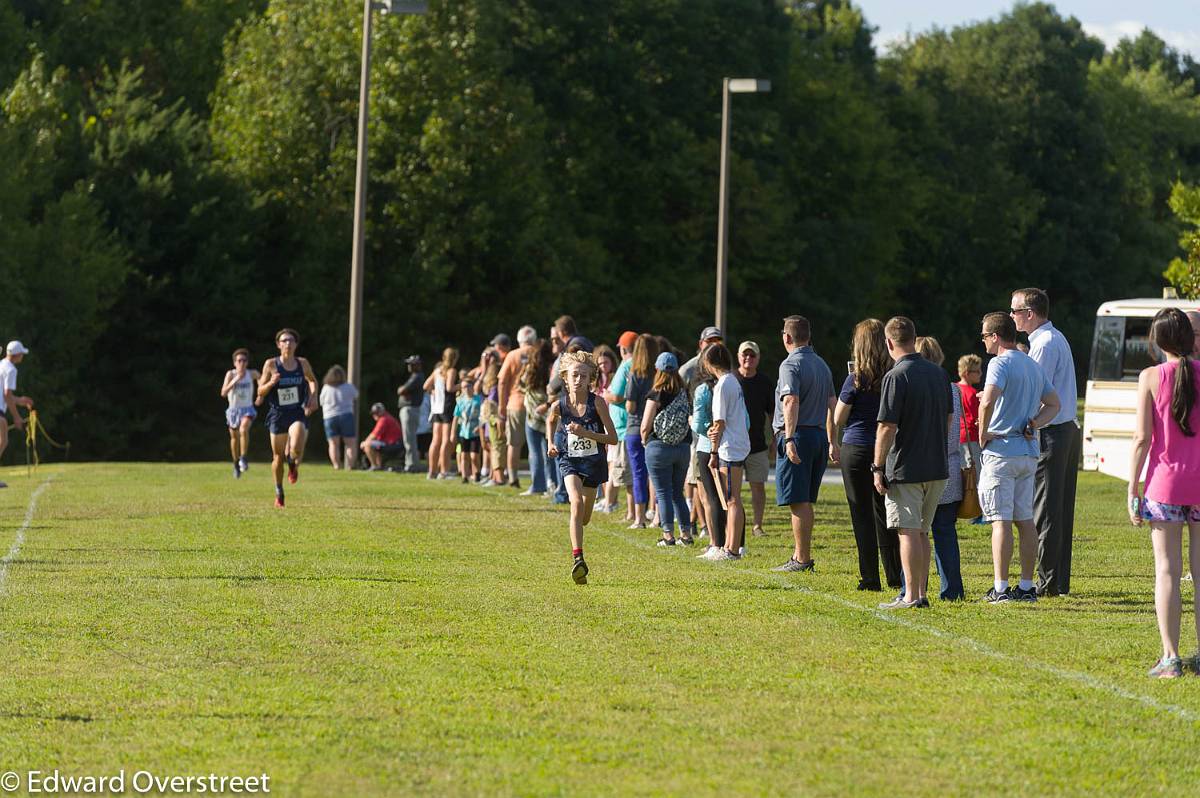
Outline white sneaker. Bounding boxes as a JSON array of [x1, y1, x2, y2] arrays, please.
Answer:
[[593, 501, 609, 513], [709, 548, 735, 561], [697, 527, 708, 539], [738, 546, 746, 557], [697, 546, 721, 560]]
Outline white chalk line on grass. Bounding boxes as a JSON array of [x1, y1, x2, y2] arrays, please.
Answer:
[[586, 521, 1200, 725], [0, 477, 55, 594]]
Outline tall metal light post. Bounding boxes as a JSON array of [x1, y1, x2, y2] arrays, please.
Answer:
[[348, 0, 427, 434], [714, 77, 770, 336]]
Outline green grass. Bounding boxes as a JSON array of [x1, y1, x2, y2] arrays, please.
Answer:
[[0, 462, 1197, 796]]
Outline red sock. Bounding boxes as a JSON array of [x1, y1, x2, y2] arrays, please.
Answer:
[[572, 548, 582, 558]]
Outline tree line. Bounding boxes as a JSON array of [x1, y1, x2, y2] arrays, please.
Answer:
[[2, 0, 1199, 461]]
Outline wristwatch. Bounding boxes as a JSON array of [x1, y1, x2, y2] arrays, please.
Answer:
[[869, 464, 885, 474]]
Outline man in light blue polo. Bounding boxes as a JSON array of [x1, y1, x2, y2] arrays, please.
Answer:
[[770, 315, 835, 574], [1011, 287, 1079, 596], [977, 313, 1061, 604]]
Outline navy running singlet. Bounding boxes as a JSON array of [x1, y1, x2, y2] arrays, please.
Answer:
[[267, 357, 309, 415]]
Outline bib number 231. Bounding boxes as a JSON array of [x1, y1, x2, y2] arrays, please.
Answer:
[[277, 386, 300, 406], [567, 432, 597, 457]]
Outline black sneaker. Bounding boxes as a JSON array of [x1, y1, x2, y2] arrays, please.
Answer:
[[983, 587, 1011, 604], [915, 597, 930, 608], [857, 580, 883, 592], [1012, 586, 1038, 603], [571, 556, 589, 585]]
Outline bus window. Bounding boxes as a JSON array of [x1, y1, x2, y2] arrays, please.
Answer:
[[1089, 316, 1122, 381], [1122, 317, 1159, 378]]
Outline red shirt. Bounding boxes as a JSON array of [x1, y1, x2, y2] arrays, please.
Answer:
[[370, 413, 403, 446], [956, 381, 979, 443]]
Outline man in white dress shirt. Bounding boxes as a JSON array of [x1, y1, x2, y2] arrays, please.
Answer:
[[1011, 288, 1079, 596]]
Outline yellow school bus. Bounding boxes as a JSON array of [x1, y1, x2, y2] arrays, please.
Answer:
[[1083, 298, 1198, 480]]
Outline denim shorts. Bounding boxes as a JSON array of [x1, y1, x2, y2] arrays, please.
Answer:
[[323, 412, 355, 439], [1140, 498, 1200, 523]]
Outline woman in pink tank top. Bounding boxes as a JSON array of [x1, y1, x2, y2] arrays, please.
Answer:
[[1129, 308, 1200, 678]]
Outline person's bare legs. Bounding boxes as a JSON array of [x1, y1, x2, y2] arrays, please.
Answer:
[[898, 528, 928, 603], [789, 502, 814, 562], [1152, 522, 1184, 659], [270, 432, 288, 498], [441, 423, 455, 476], [1190, 522, 1200, 653], [288, 421, 308, 467], [229, 427, 241, 465], [564, 475, 597, 551], [328, 436, 342, 469], [238, 416, 252, 463], [991, 520, 1014, 584], [427, 425, 441, 477], [343, 437, 357, 469], [750, 481, 766, 534], [722, 466, 745, 553], [1015, 518, 1038, 583], [507, 442, 520, 486], [0, 420, 8, 460]]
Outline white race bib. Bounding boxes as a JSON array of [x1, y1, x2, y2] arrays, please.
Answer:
[[567, 432, 598, 458], [277, 386, 300, 406]]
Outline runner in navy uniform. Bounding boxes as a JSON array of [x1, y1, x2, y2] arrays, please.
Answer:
[[546, 351, 618, 584], [257, 328, 319, 507]]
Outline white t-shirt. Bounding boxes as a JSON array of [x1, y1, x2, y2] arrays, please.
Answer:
[[712, 372, 751, 463], [0, 359, 17, 416], [319, 383, 358, 418]]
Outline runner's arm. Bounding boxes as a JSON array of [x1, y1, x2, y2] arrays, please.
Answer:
[[546, 403, 561, 457], [257, 359, 278, 399], [220, 370, 238, 397], [300, 358, 320, 412]]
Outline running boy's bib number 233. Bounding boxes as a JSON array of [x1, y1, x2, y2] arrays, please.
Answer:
[[567, 432, 597, 458]]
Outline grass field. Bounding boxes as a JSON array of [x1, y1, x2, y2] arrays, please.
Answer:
[[1, 462, 1198, 796]]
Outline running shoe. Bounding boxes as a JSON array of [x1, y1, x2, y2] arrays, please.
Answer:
[[571, 556, 589, 585], [592, 501, 608, 513], [233, 463, 241, 479], [656, 537, 677, 547], [679, 535, 695, 546], [915, 598, 930, 608], [697, 546, 721, 560], [509, 480, 522, 490], [697, 527, 707, 539], [982, 587, 1011, 604], [1011, 586, 1038, 603], [771, 558, 814, 573], [1184, 652, 1200, 675], [239, 457, 249, 473], [878, 596, 919, 610], [725, 549, 742, 560], [1149, 656, 1184, 679], [274, 493, 285, 509], [287, 458, 298, 484]]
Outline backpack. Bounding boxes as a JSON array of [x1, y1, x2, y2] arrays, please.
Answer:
[[653, 390, 691, 445]]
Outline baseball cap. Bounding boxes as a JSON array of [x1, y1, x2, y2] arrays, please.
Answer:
[[618, 330, 638, 349], [699, 326, 723, 342], [738, 341, 760, 357], [490, 333, 512, 349], [404, 354, 422, 365], [5, 341, 28, 356], [655, 351, 678, 371], [370, 402, 386, 414]]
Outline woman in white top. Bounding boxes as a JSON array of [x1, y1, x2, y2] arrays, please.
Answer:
[[319, 365, 359, 469], [220, 348, 260, 479], [704, 343, 751, 559], [423, 347, 460, 479]]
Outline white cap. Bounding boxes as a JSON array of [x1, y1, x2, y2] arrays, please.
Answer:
[[6, 341, 28, 356]]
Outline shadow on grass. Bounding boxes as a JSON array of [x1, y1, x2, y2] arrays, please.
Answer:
[[137, 574, 416, 585], [0, 711, 93, 723]]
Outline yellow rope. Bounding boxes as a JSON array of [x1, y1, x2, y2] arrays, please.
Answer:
[[23, 411, 70, 474]]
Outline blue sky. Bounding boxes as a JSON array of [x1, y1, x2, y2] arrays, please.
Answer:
[[854, 1, 1200, 58]]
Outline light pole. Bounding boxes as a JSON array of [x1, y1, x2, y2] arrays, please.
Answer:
[[348, 0, 427, 436], [714, 77, 770, 336]]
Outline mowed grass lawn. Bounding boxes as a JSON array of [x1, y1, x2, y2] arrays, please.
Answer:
[[1, 462, 1198, 796]]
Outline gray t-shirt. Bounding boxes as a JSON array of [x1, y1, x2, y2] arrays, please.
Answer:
[[772, 346, 834, 435], [680, 354, 702, 402], [878, 353, 952, 484]]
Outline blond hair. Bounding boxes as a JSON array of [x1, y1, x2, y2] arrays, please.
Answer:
[[915, 336, 945, 366], [558, 350, 599, 388], [957, 354, 982, 376]]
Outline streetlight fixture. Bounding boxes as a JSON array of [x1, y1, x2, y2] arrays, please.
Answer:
[[714, 77, 770, 336], [347, 0, 427, 436]]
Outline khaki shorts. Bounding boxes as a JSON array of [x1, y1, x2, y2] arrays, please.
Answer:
[[505, 407, 526, 447], [609, 435, 633, 486], [884, 479, 946, 533], [687, 444, 707, 486], [744, 449, 769, 483]]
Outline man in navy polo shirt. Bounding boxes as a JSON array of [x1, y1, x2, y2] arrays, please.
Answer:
[[770, 315, 835, 573]]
